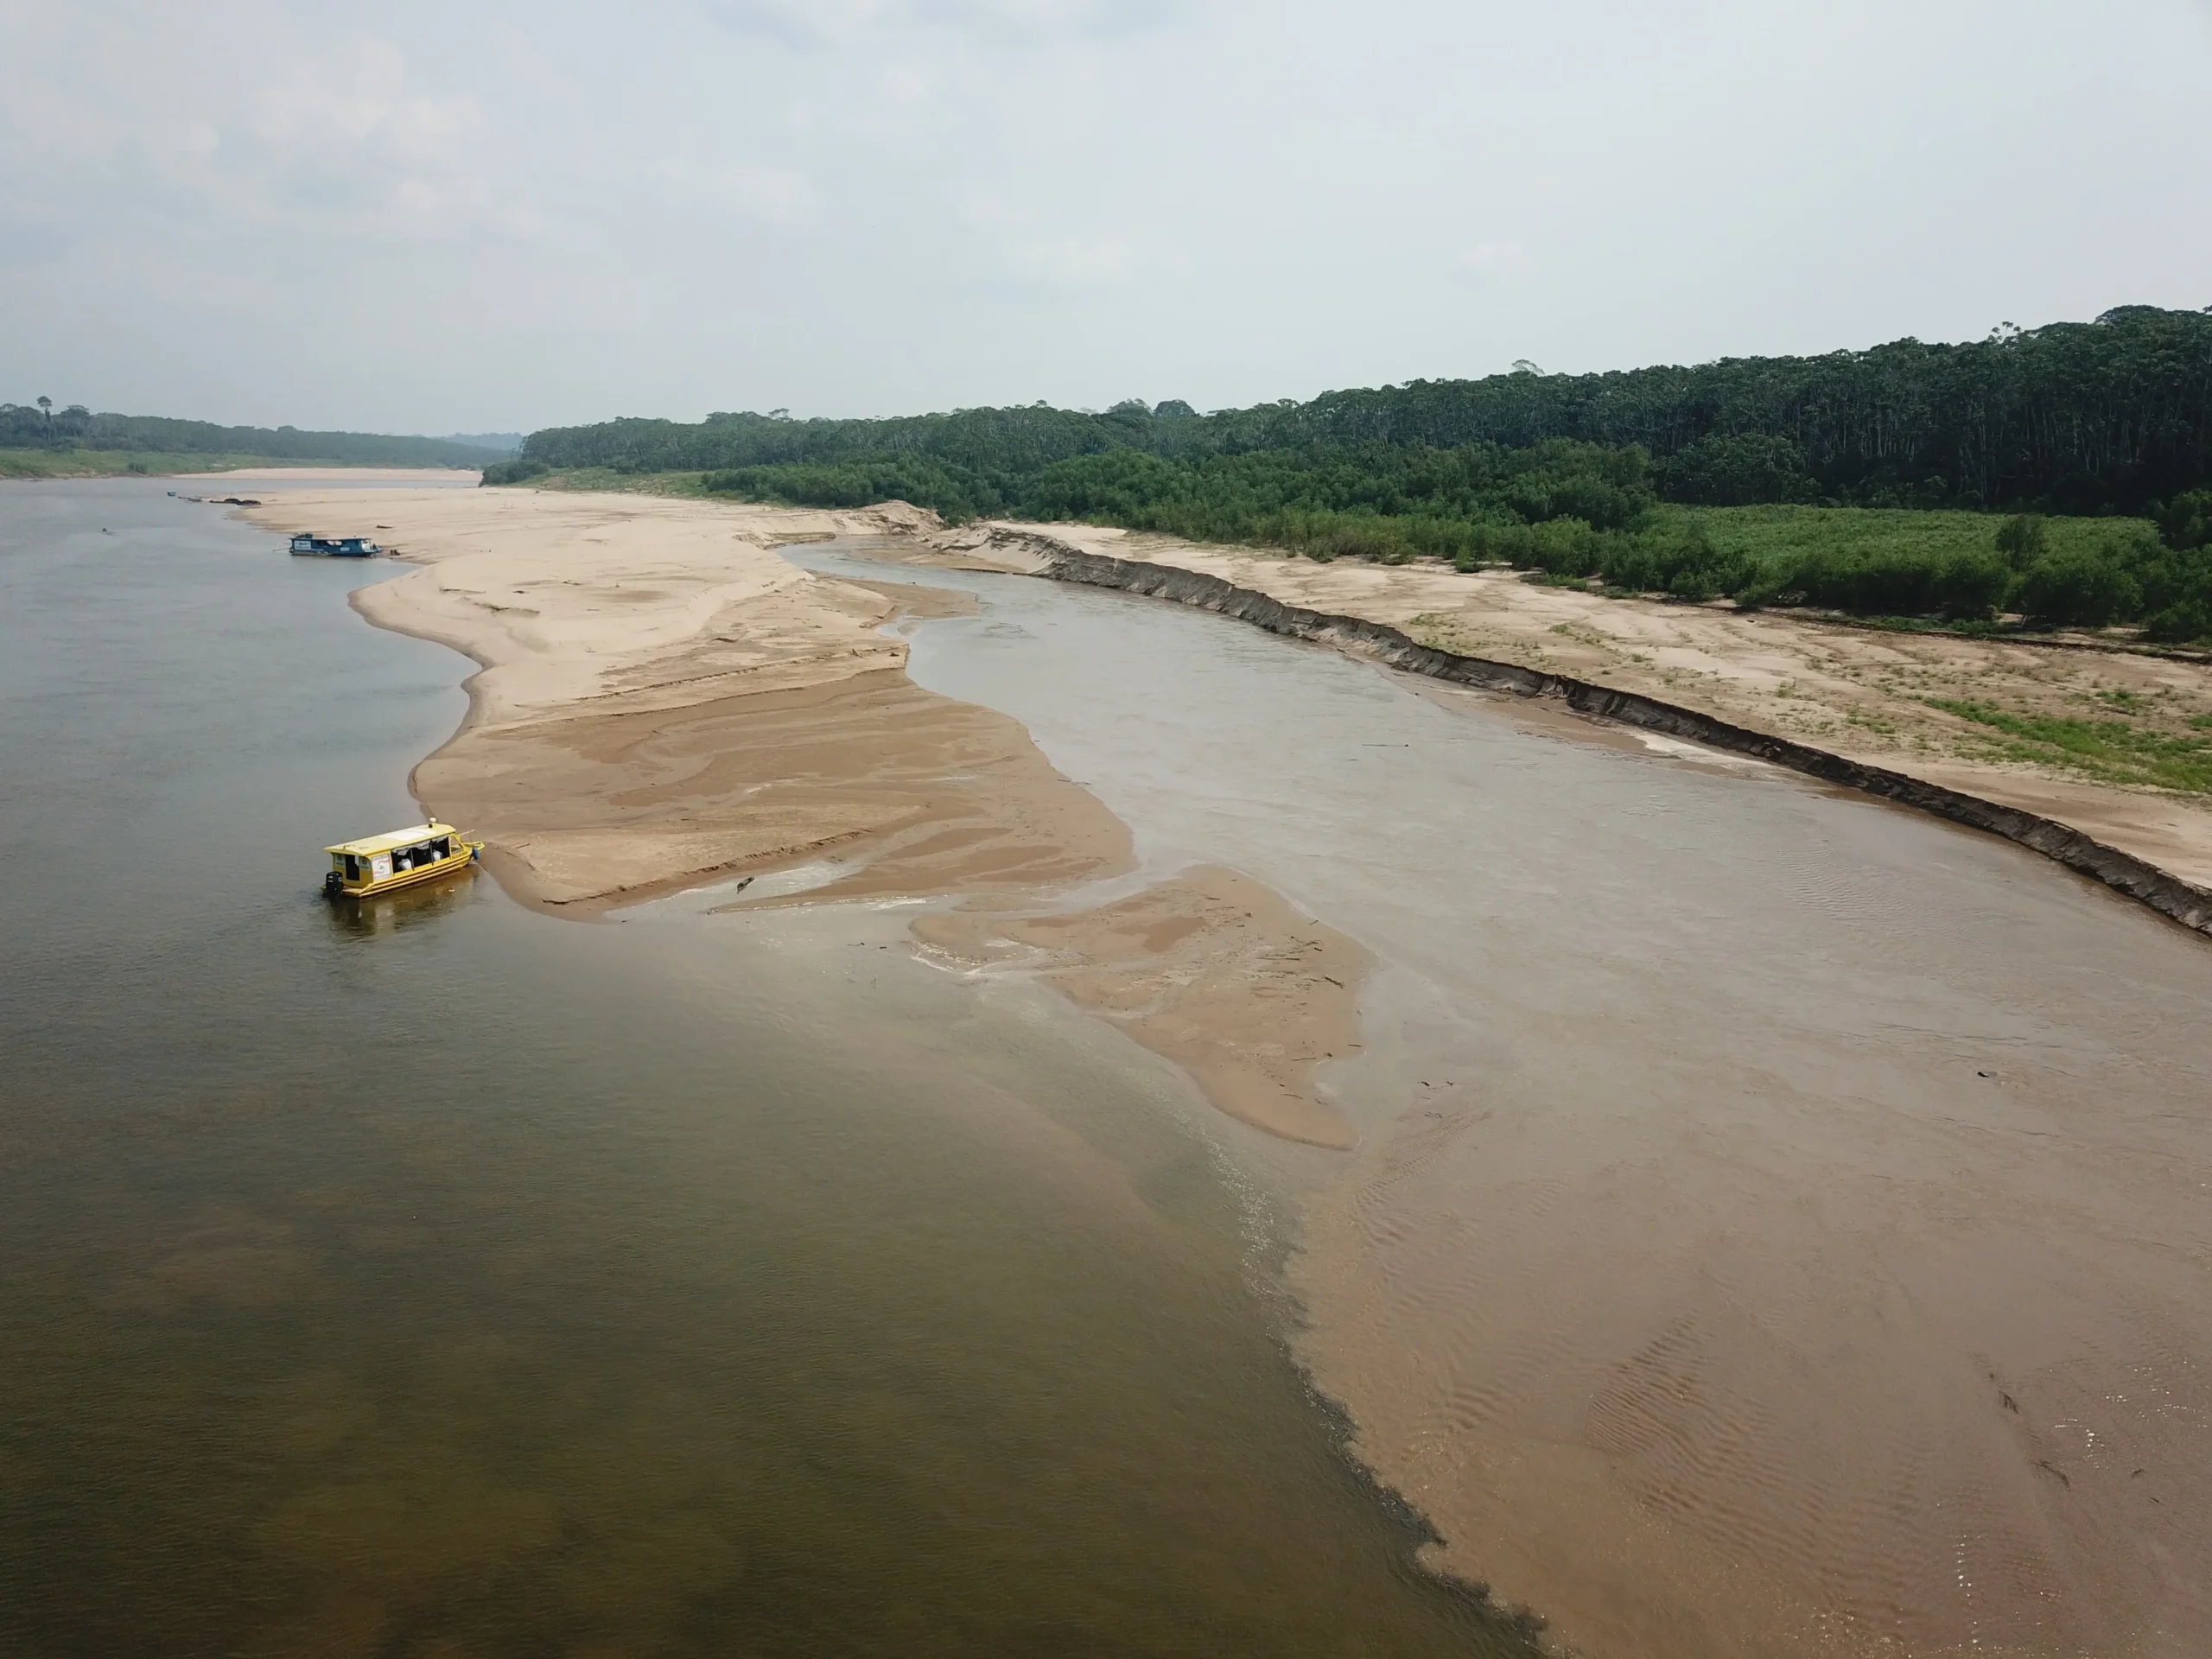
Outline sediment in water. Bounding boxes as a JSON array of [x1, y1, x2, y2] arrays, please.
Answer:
[[244, 487, 1369, 1147], [976, 528, 2212, 938]]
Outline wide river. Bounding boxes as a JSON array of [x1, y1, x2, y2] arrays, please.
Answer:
[[788, 540, 2212, 1658], [0, 481, 1538, 1657], [7, 484, 2209, 1659]]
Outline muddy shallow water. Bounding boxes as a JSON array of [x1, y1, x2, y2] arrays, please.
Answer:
[[794, 541, 2212, 1659], [7, 480, 2205, 1658], [0, 484, 1541, 1657]]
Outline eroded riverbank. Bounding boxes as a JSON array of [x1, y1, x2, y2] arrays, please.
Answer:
[[0, 478, 1542, 1657], [804, 536, 2212, 1659], [251, 485, 2212, 1657], [948, 519, 2212, 892]]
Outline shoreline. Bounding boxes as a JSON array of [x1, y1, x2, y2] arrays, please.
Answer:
[[807, 522, 2212, 1657], [247, 486, 2212, 1656], [957, 526, 2212, 939], [245, 486, 1368, 1149], [934, 520, 2212, 892]]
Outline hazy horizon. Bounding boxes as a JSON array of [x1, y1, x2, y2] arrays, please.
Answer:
[[3, 0, 2208, 435]]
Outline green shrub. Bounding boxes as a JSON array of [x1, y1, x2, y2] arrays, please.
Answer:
[[702, 457, 1001, 521], [1656, 434, 1820, 506], [2012, 549, 2144, 627], [1993, 513, 2049, 568], [2143, 568, 2212, 643], [2158, 490, 2212, 552], [1786, 545, 2011, 620], [2145, 598, 2212, 644]]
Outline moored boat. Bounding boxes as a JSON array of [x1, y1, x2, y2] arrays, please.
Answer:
[[289, 533, 380, 557], [322, 821, 483, 899]]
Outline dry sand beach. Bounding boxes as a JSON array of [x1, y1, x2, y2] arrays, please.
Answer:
[[245, 487, 1363, 1147], [250, 486, 2212, 1658]]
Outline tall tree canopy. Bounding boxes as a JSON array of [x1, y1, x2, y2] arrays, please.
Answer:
[[0, 403, 493, 467], [503, 305, 2212, 515]]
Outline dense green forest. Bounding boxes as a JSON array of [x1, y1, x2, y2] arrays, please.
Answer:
[[0, 399, 494, 468], [485, 305, 2212, 640], [498, 306, 2212, 510]]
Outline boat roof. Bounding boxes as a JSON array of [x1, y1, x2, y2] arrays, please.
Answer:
[[324, 822, 461, 856]]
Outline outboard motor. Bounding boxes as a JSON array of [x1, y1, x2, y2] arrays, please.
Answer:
[[322, 870, 344, 899]]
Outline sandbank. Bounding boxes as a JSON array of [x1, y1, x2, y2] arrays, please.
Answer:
[[243, 487, 1359, 1147], [889, 518, 2212, 1658], [250, 487, 2212, 1656], [931, 522, 2212, 888]]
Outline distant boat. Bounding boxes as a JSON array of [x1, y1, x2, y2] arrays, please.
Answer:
[[289, 533, 379, 558]]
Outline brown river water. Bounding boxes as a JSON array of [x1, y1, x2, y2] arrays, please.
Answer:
[[787, 541, 2212, 1659], [4, 485, 2206, 1659], [0, 485, 1539, 1658]]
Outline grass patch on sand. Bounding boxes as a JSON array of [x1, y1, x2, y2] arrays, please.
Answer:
[[1666, 504, 2146, 567], [1927, 698, 2212, 793]]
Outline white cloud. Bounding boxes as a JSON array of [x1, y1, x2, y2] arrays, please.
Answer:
[[1457, 239, 1535, 280], [647, 156, 820, 226], [1014, 232, 1141, 286], [0, 12, 533, 252], [0, 0, 2206, 432], [702, 0, 1193, 45]]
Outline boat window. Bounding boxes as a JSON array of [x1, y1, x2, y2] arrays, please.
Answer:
[[344, 854, 361, 880]]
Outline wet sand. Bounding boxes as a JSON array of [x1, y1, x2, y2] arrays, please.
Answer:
[[914, 866, 1369, 1148], [805, 540, 2212, 1659], [252, 487, 2212, 1657], [242, 487, 1362, 1146]]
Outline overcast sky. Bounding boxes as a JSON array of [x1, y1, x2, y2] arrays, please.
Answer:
[[2, 0, 2207, 434]]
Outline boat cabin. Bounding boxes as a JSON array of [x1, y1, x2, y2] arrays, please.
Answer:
[[323, 821, 480, 898], [289, 533, 379, 557]]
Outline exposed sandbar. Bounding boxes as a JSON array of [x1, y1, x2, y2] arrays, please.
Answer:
[[935, 521, 2212, 888], [914, 867, 1365, 1150], [244, 487, 1361, 1147]]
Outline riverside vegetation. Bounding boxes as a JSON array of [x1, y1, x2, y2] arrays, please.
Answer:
[[0, 397, 500, 474], [490, 303, 2212, 643]]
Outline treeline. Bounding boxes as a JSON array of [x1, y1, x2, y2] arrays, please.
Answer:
[[704, 436, 2212, 639], [495, 304, 2212, 513], [485, 303, 2212, 640], [1, 400, 494, 467], [1486, 504, 2212, 643]]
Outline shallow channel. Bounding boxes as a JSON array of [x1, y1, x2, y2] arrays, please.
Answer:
[[789, 538, 2212, 1659], [0, 483, 1542, 1657]]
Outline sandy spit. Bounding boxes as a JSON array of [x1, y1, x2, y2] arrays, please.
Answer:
[[915, 867, 1368, 1149], [938, 523, 2212, 889], [243, 487, 1360, 1147], [910, 521, 2212, 1659]]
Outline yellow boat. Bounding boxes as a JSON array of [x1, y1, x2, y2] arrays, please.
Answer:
[[322, 820, 484, 899]]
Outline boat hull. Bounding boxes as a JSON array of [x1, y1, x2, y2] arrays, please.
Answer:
[[326, 844, 483, 900]]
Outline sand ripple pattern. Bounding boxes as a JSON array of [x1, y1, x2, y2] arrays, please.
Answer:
[[1298, 869, 2212, 1659]]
